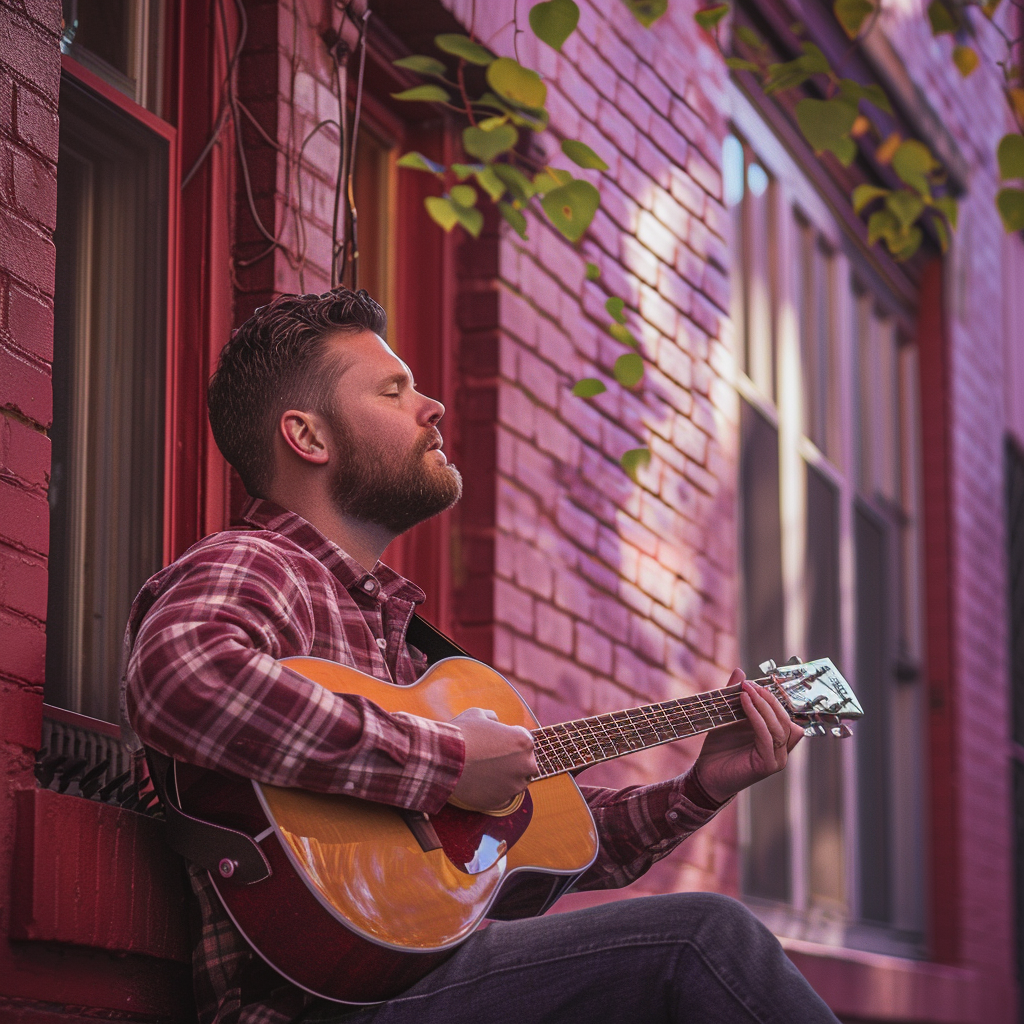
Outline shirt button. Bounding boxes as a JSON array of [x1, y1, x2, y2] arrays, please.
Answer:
[[667, 811, 679, 822], [343, 781, 355, 791], [363, 579, 376, 592], [376, 637, 387, 649]]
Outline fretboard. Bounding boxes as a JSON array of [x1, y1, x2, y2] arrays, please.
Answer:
[[531, 678, 782, 778]]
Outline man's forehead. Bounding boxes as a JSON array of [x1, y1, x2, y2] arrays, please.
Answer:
[[328, 330, 411, 383]]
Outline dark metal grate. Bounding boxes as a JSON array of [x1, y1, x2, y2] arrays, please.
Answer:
[[36, 704, 160, 815]]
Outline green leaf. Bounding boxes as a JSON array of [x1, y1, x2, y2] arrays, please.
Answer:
[[997, 187, 1024, 232], [927, 0, 959, 33], [572, 378, 607, 397], [694, 3, 730, 30], [450, 184, 477, 207], [529, 0, 580, 51], [620, 447, 652, 481], [885, 188, 925, 230], [891, 140, 937, 196], [434, 34, 495, 66], [867, 208, 900, 246], [606, 296, 627, 323], [614, 352, 645, 387], [585, 261, 601, 281], [795, 97, 858, 165], [834, 0, 875, 38], [493, 163, 537, 203], [476, 166, 506, 201], [852, 184, 889, 213], [622, 0, 669, 27], [562, 139, 609, 171], [397, 151, 446, 175], [463, 123, 518, 162], [392, 84, 451, 103], [736, 25, 765, 48], [929, 211, 950, 253], [798, 42, 831, 74], [836, 78, 892, 115], [876, 131, 902, 165], [982, 0, 1002, 17], [998, 133, 1024, 181], [888, 225, 923, 260], [608, 322, 639, 347], [725, 57, 760, 72], [392, 55, 448, 77], [934, 195, 959, 230], [532, 167, 574, 195], [952, 45, 979, 77], [451, 162, 483, 181], [478, 115, 508, 131], [498, 201, 529, 238], [487, 58, 547, 110], [425, 196, 460, 231], [450, 200, 485, 238], [765, 46, 830, 95], [541, 180, 600, 243]]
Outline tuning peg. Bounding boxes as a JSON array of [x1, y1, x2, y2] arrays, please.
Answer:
[[831, 724, 852, 738], [759, 659, 777, 674], [803, 723, 827, 737], [787, 655, 802, 665]]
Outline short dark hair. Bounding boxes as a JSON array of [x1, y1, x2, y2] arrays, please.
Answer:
[[207, 288, 387, 497]]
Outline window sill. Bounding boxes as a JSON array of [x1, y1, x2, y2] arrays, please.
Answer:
[[779, 936, 977, 1023], [10, 786, 191, 963]]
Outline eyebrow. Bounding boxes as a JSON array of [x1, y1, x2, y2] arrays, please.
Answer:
[[379, 370, 415, 391]]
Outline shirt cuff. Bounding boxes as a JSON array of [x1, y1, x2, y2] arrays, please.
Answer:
[[682, 764, 727, 811], [388, 712, 466, 814]]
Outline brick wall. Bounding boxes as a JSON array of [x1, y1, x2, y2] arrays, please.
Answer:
[[0, 0, 60, 999]]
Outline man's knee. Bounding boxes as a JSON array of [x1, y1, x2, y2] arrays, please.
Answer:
[[654, 892, 776, 950]]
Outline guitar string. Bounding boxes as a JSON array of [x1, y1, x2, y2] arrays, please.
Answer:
[[529, 684, 802, 775]]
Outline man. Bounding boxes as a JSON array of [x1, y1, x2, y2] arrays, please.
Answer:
[[125, 289, 839, 1024]]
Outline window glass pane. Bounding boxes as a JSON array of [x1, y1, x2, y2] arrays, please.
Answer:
[[855, 504, 892, 923], [1008, 439, 1024, 747], [47, 76, 167, 722], [798, 223, 833, 454], [805, 464, 844, 908], [739, 398, 789, 902]]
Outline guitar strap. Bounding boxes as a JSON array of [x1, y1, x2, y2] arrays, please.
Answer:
[[147, 614, 470, 881]]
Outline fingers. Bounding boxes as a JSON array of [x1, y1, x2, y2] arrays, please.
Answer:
[[740, 680, 791, 768]]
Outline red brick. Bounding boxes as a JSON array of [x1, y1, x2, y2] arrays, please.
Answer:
[[10, 145, 56, 232], [576, 621, 613, 673], [6, 279, 53, 362], [535, 602, 574, 655], [0, 12, 60, 99], [12, 81, 58, 161], [0, 477, 48, 553], [0, 544, 47, 619], [0, 412, 49, 488], [0, 207, 55, 294], [495, 577, 533, 635], [0, 341, 52, 426], [0, 606, 45, 684]]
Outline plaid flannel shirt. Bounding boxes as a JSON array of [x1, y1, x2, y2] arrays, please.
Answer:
[[124, 498, 723, 1024]]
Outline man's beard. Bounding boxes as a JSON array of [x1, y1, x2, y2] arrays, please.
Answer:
[[327, 417, 463, 535]]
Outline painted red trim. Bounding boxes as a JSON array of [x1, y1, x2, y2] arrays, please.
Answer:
[[917, 258, 959, 963], [60, 55, 176, 143]]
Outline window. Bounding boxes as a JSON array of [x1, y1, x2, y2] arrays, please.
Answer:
[[60, 0, 165, 114], [728, 86, 927, 955], [46, 73, 170, 723]]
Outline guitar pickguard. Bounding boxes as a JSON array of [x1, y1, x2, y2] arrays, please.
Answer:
[[430, 792, 534, 874]]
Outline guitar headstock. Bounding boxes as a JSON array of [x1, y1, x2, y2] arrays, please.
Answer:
[[758, 657, 863, 738]]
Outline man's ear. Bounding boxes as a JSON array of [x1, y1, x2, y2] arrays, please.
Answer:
[[279, 410, 330, 465]]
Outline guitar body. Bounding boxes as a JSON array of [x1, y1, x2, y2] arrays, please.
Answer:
[[177, 657, 599, 1005]]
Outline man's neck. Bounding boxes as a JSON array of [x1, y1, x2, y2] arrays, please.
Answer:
[[265, 489, 395, 571]]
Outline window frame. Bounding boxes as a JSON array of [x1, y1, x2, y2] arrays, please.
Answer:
[[730, 82, 929, 957]]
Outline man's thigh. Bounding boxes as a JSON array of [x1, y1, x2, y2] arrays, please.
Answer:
[[301, 892, 838, 1024]]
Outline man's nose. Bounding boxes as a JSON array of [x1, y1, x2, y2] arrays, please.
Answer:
[[421, 395, 445, 424]]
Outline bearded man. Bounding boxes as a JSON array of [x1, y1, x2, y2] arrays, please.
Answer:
[[124, 289, 839, 1024]]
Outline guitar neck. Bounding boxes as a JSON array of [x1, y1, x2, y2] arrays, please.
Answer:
[[530, 676, 781, 778]]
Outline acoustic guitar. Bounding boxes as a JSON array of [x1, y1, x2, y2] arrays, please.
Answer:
[[177, 655, 862, 1005]]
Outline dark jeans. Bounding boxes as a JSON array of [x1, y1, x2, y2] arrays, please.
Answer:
[[300, 892, 840, 1024]]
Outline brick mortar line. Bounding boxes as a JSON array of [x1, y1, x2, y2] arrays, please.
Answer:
[[1, 406, 50, 435]]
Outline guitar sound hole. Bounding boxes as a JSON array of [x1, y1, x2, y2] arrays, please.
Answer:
[[429, 791, 534, 874]]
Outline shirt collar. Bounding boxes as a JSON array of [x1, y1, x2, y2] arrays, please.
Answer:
[[238, 496, 426, 606]]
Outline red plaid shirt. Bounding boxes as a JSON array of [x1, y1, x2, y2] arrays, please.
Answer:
[[125, 498, 723, 1024]]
